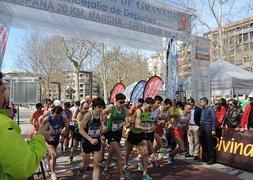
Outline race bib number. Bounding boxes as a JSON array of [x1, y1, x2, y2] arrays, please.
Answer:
[[112, 121, 123, 132], [88, 126, 101, 138]]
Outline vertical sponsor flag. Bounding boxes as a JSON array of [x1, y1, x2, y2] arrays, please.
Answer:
[[0, 27, 8, 69], [143, 76, 163, 100], [130, 80, 146, 103], [191, 37, 211, 101], [109, 83, 125, 103]]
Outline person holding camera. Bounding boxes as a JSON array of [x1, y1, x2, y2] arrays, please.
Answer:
[[0, 72, 52, 180]]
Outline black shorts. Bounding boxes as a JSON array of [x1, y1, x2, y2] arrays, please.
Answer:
[[81, 138, 101, 154], [127, 131, 145, 145], [73, 132, 82, 141], [145, 132, 155, 142], [105, 130, 122, 144], [47, 140, 59, 147]]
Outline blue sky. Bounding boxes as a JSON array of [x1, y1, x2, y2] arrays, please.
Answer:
[[1, 0, 252, 72]]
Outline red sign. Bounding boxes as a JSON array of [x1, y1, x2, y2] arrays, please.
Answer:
[[143, 76, 163, 100], [109, 83, 125, 103]]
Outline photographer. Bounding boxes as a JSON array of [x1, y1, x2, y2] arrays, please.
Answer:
[[0, 72, 52, 180]]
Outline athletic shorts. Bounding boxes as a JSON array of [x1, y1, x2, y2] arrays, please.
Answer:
[[81, 138, 101, 154], [155, 124, 164, 136], [105, 130, 122, 144], [73, 132, 82, 141], [127, 131, 145, 145], [170, 128, 184, 138], [47, 140, 59, 147], [145, 132, 155, 142]]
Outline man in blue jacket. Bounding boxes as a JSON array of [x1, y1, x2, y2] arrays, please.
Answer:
[[199, 97, 217, 165]]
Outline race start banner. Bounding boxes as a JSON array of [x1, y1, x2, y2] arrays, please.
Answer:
[[216, 128, 253, 172], [109, 82, 125, 103], [143, 76, 163, 100], [1, 0, 192, 42], [130, 80, 146, 103]]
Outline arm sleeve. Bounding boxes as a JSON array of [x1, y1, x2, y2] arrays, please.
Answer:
[[0, 120, 47, 179]]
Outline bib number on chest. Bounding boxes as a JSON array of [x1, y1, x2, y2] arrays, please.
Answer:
[[112, 121, 123, 132], [88, 126, 101, 138]]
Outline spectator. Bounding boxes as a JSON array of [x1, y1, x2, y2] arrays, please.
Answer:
[[220, 98, 228, 111], [199, 97, 216, 165], [186, 98, 202, 160], [0, 72, 52, 179], [238, 92, 253, 131], [213, 99, 226, 138], [223, 99, 242, 129]]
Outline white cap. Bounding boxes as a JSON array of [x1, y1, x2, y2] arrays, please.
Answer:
[[53, 100, 61, 106], [249, 92, 253, 98]]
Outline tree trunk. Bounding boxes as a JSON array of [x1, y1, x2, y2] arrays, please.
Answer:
[[103, 80, 108, 104], [218, 1, 223, 59], [74, 70, 80, 101], [47, 76, 50, 98]]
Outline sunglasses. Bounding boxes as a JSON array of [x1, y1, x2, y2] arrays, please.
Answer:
[[214, 104, 219, 105], [228, 104, 233, 106], [83, 107, 89, 110]]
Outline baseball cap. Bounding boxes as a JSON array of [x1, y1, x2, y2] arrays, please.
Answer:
[[248, 92, 253, 98], [53, 100, 61, 106]]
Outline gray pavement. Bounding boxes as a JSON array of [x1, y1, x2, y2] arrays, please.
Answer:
[[18, 107, 253, 180]]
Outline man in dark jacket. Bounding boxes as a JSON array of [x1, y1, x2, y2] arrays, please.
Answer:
[[223, 99, 242, 128], [186, 98, 202, 160], [199, 97, 216, 165]]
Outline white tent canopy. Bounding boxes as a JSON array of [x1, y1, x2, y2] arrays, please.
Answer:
[[211, 59, 253, 96]]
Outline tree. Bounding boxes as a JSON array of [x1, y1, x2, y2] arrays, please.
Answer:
[[16, 33, 69, 100], [62, 38, 95, 101], [93, 43, 148, 104]]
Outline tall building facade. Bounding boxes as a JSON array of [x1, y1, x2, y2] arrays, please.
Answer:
[[205, 16, 253, 71], [63, 71, 100, 101]]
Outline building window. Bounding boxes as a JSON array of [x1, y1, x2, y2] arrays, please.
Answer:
[[250, 31, 253, 40], [243, 33, 248, 42], [250, 42, 253, 50], [237, 34, 242, 44], [243, 44, 249, 52], [236, 45, 242, 53], [229, 36, 234, 44]]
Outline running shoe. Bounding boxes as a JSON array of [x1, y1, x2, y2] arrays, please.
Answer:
[[124, 168, 132, 176], [138, 162, 144, 171], [77, 168, 84, 177], [103, 169, 112, 179], [67, 157, 73, 165], [50, 173, 57, 180], [168, 155, 176, 166], [157, 153, 163, 160], [143, 173, 153, 180], [120, 176, 125, 180]]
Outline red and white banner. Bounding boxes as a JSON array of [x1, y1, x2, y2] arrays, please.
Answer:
[[0, 27, 8, 68], [109, 83, 125, 103], [143, 76, 163, 100]]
